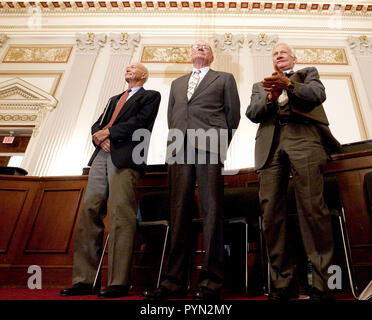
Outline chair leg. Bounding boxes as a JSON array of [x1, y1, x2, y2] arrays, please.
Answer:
[[258, 215, 270, 294], [93, 233, 110, 291], [338, 212, 359, 299], [157, 225, 169, 288], [245, 223, 248, 293]]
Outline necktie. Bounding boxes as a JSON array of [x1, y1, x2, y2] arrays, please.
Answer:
[[104, 89, 131, 129], [187, 70, 201, 100]]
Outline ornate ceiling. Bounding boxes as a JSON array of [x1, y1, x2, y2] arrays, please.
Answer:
[[0, 1, 371, 16]]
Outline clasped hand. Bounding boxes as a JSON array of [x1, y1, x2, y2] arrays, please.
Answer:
[[261, 64, 291, 101], [93, 129, 110, 152]]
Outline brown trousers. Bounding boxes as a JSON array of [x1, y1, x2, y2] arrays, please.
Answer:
[[258, 122, 334, 291]]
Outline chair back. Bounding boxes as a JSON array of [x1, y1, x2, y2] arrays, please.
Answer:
[[323, 176, 344, 214], [138, 191, 170, 221], [364, 172, 372, 214], [138, 190, 199, 221], [223, 186, 261, 219]]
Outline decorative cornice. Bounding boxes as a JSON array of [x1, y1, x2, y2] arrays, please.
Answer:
[[348, 35, 372, 56], [75, 33, 107, 54], [109, 32, 140, 54], [0, 77, 58, 135], [213, 33, 244, 53], [0, 1, 371, 17], [0, 114, 38, 122], [247, 33, 278, 52]]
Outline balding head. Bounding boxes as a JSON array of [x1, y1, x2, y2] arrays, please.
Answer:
[[125, 62, 149, 87]]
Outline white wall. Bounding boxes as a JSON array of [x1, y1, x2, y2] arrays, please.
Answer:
[[1, 5, 372, 175]]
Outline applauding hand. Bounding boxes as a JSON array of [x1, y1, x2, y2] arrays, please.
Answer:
[[261, 64, 291, 101]]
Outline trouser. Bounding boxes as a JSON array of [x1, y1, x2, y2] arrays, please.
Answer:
[[72, 149, 140, 286], [258, 122, 334, 291], [161, 147, 225, 292]]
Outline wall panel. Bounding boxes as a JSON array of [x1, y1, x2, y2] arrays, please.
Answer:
[[0, 188, 28, 253], [24, 187, 84, 253]]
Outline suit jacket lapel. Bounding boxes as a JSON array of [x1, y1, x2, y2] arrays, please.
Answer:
[[189, 69, 219, 102]]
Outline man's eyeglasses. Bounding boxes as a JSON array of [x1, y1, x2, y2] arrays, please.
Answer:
[[191, 45, 210, 51]]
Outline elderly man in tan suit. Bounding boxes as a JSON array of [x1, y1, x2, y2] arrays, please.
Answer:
[[143, 40, 240, 301], [246, 43, 342, 301]]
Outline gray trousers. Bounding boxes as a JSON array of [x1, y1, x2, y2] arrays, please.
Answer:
[[72, 149, 140, 286], [258, 122, 334, 291]]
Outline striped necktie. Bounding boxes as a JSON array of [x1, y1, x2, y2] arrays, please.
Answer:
[[187, 70, 201, 100]]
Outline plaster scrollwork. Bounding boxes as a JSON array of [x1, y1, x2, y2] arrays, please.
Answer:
[[109, 33, 140, 54], [247, 33, 278, 54], [0, 34, 8, 49], [347, 36, 372, 56], [213, 33, 244, 53], [75, 33, 107, 54]]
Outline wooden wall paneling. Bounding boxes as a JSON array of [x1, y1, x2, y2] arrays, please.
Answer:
[[0, 156, 10, 166], [0, 187, 28, 253], [0, 176, 40, 286], [24, 187, 84, 253], [13, 177, 88, 266], [325, 151, 372, 291], [0, 177, 40, 264], [2, 177, 88, 287]]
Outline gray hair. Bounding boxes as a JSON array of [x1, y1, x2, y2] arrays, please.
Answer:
[[273, 43, 296, 58]]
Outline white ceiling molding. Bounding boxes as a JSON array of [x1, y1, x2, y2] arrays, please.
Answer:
[[0, 77, 58, 135]]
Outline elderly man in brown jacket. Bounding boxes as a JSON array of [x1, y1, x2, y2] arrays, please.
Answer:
[[246, 43, 342, 301]]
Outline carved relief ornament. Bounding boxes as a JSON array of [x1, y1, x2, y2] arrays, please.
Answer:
[[109, 33, 140, 54], [247, 33, 278, 53], [0, 34, 8, 49], [213, 33, 244, 53], [75, 33, 107, 54], [348, 36, 372, 56]]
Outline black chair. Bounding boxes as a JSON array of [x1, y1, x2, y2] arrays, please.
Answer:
[[92, 190, 170, 291], [223, 186, 265, 293], [192, 186, 265, 293], [323, 176, 361, 299], [134, 190, 171, 289], [365, 172, 372, 214]]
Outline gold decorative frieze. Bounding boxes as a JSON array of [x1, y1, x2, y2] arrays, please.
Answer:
[[141, 46, 192, 64], [293, 48, 348, 65], [0, 114, 37, 122], [2, 46, 73, 63]]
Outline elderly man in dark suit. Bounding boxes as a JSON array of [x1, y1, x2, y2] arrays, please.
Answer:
[[246, 43, 342, 301], [143, 40, 240, 301], [60, 62, 160, 299]]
